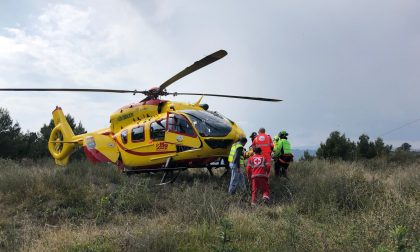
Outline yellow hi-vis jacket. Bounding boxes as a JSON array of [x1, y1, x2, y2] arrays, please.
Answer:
[[273, 135, 280, 149], [228, 142, 244, 166]]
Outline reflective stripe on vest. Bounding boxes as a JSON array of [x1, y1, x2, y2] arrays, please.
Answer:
[[252, 174, 269, 179], [228, 142, 244, 165], [255, 143, 271, 147]]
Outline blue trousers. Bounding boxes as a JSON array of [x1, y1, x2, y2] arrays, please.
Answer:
[[228, 165, 246, 194]]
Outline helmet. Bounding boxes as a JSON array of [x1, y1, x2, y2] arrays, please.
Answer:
[[240, 137, 248, 144], [250, 132, 257, 139], [279, 130, 288, 137]]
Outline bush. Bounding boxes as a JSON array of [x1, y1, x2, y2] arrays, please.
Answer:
[[388, 150, 419, 164], [317, 131, 356, 160]]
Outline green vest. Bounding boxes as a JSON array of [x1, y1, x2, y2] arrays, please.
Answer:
[[274, 139, 291, 157], [278, 139, 291, 154], [228, 142, 244, 165]]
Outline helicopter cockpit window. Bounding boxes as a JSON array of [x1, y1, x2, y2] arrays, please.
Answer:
[[168, 114, 195, 137], [121, 129, 128, 144], [131, 126, 145, 142], [150, 119, 166, 141], [182, 110, 232, 137]]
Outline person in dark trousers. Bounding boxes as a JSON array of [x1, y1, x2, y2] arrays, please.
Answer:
[[228, 137, 247, 194]]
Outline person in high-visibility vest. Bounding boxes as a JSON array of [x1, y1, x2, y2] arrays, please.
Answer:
[[273, 130, 294, 178], [273, 135, 280, 150], [246, 147, 271, 205], [228, 137, 248, 194]]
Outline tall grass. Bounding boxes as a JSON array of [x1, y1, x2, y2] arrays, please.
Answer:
[[0, 158, 419, 251]]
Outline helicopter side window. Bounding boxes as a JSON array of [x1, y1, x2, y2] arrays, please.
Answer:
[[150, 119, 166, 141], [131, 126, 145, 142], [121, 130, 128, 144], [168, 114, 195, 137]]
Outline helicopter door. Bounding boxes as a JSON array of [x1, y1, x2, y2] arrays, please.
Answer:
[[166, 113, 201, 149]]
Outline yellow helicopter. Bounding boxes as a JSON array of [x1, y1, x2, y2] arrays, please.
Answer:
[[1, 50, 281, 183]]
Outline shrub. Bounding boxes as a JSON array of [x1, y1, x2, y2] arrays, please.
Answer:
[[316, 131, 356, 160], [213, 218, 236, 252]]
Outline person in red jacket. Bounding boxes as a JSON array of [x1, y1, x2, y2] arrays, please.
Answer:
[[252, 128, 274, 163], [246, 147, 271, 205]]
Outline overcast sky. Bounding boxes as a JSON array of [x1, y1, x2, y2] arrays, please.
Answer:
[[0, 0, 419, 149]]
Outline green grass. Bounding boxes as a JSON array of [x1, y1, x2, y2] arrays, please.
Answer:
[[0, 158, 419, 251]]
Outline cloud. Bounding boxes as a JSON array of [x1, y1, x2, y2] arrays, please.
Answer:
[[0, 1, 181, 132]]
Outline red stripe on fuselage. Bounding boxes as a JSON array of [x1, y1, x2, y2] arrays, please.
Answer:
[[114, 138, 176, 156], [128, 157, 219, 170]]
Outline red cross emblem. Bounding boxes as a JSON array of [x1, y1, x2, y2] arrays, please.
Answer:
[[253, 157, 263, 166]]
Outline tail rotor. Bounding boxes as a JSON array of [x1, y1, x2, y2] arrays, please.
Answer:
[[48, 107, 82, 165]]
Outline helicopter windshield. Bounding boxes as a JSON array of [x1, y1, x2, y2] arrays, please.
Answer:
[[182, 110, 232, 137]]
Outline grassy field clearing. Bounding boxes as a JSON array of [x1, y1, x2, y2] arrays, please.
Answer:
[[0, 158, 419, 251]]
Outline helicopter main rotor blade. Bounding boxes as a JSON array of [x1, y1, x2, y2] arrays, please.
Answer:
[[0, 88, 148, 95], [168, 92, 282, 102], [158, 50, 228, 92]]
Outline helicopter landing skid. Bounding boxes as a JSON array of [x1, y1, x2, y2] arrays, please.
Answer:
[[158, 169, 182, 185], [123, 157, 187, 185], [206, 157, 230, 177], [157, 157, 184, 185]]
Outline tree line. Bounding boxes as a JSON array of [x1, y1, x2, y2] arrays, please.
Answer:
[[303, 131, 415, 161], [0, 107, 85, 160]]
